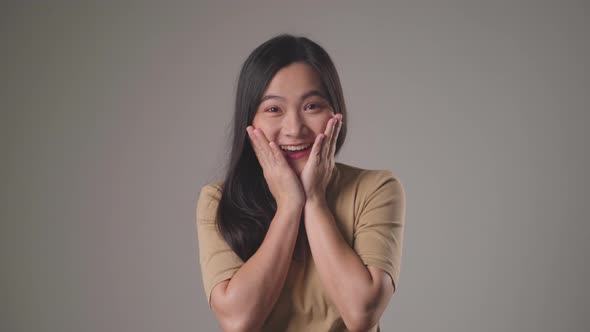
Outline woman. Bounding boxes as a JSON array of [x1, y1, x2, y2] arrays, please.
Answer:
[[196, 34, 406, 332]]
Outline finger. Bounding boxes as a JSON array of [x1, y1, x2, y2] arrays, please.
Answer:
[[309, 133, 325, 165], [253, 128, 274, 164], [321, 117, 335, 159], [247, 126, 269, 168], [328, 114, 341, 148], [247, 126, 258, 154], [329, 116, 343, 158], [268, 141, 288, 166], [254, 127, 285, 167], [247, 126, 261, 162]]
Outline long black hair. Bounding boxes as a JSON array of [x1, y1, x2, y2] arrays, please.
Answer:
[[217, 34, 348, 262]]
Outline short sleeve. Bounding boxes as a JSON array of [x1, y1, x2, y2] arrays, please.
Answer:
[[196, 183, 244, 307], [353, 170, 406, 292]]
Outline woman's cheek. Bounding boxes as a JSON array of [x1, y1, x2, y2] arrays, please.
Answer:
[[260, 128, 277, 142]]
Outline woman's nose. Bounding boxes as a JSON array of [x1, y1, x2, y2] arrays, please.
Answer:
[[282, 112, 306, 136]]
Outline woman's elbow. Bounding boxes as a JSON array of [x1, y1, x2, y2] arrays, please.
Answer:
[[342, 308, 380, 332], [211, 287, 263, 331], [216, 317, 260, 332], [212, 304, 261, 332], [344, 271, 394, 331]]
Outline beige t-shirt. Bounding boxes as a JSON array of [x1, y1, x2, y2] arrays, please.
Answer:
[[196, 162, 406, 331]]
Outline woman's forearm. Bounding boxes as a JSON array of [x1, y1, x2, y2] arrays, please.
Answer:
[[303, 198, 377, 331], [217, 204, 302, 331]]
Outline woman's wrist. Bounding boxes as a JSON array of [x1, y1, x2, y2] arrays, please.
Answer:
[[276, 201, 305, 215], [304, 195, 328, 209]]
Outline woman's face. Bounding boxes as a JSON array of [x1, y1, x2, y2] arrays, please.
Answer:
[[252, 62, 335, 176]]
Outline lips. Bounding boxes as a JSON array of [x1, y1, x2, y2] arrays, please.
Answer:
[[279, 143, 313, 152], [281, 144, 312, 160]]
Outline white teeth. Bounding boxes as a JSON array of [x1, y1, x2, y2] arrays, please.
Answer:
[[280, 143, 311, 151]]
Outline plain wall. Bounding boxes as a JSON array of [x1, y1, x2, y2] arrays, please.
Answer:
[[2, 1, 589, 331]]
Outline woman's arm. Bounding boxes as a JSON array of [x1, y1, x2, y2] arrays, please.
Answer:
[[303, 198, 394, 332], [210, 204, 303, 332]]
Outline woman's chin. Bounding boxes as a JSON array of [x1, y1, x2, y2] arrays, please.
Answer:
[[292, 167, 303, 177], [288, 159, 307, 176]]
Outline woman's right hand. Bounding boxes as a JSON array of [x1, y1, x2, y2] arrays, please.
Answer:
[[246, 126, 306, 209]]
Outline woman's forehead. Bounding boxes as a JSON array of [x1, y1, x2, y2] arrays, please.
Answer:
[[262, 63, 324, 97], [260, 89, 328, 104]]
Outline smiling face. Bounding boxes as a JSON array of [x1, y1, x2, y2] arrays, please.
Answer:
[[252, 62, 335, 176]]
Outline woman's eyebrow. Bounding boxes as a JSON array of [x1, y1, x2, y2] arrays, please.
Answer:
[[260, 90, 327, 103]]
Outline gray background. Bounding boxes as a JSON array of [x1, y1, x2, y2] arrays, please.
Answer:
[[2, 1, 589, 331]]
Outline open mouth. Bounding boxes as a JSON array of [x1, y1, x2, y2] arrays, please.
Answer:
[[279, 143, 313, 152], [281, 144, 312, 159]]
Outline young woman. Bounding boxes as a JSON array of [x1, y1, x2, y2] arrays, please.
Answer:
[[196, 34, 406, 332]]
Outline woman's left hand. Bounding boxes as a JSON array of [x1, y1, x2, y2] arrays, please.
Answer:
[[300, 113, 343, 203]]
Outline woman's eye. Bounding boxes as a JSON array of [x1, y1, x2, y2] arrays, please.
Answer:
[[265, 107, 279, 113], [304, 103, 322, 111]]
